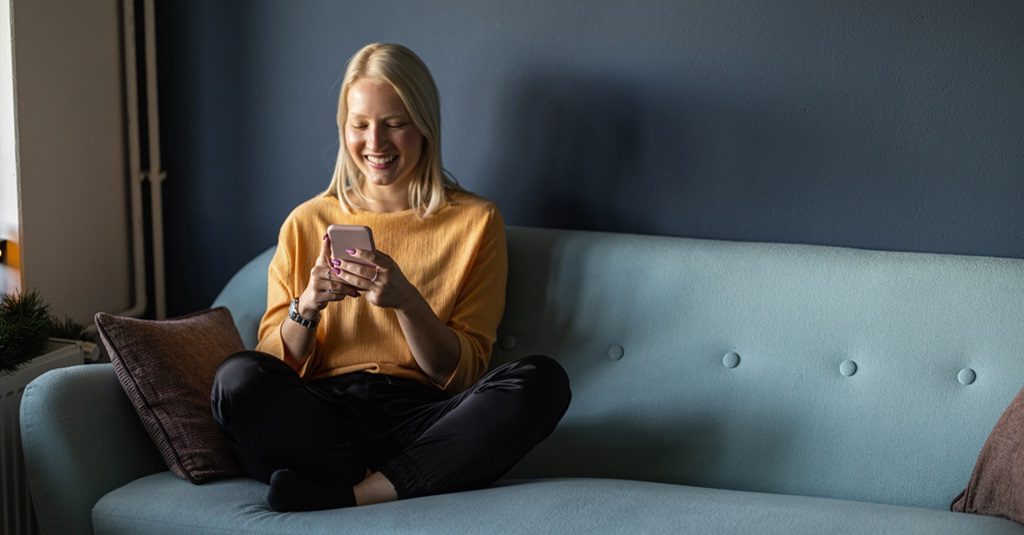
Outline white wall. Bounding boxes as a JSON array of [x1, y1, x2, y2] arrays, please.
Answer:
[[10, 0, 132, 323], [1, 0, 18, 295]]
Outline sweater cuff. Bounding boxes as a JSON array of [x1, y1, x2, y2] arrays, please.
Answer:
[[255, 323, 316, 376], [434, 330, 475, 392]]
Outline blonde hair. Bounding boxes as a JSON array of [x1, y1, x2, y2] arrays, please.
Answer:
[[324, 43, 461, 216]]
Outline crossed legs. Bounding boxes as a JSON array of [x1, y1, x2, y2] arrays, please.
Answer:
[[211, 351, 570, 511]]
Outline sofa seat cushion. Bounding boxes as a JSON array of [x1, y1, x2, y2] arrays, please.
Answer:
[[93, 473, 1022, 535]]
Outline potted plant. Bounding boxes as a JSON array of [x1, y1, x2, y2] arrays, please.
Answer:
[[0, 288, 98, 389]]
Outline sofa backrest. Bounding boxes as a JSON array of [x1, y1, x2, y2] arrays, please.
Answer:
[[212, 246, 275, 348], [212, 226, 1024, 510]]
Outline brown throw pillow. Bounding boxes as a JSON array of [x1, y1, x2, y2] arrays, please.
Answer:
[[952, 384, 1024, 523], [95, 308, 245, 483]]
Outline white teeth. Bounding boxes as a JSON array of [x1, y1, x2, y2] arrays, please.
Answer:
[[366, 155, 396, 165]]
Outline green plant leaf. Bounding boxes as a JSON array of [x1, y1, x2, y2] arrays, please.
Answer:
[[0, 289, 55, 375]]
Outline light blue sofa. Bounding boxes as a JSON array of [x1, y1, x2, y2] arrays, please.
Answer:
[[20, 226, 1024, 534]]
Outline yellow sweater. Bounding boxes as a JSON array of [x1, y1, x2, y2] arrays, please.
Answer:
[[256, 190, 507, 393]]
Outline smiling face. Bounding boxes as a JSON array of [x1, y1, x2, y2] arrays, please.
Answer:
[[344, 78, 424, 202]]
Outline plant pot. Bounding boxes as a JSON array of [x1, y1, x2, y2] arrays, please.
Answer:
[[0, 339, 96, 392]]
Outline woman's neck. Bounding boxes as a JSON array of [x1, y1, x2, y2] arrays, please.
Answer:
[[360, 184, 410, 213]]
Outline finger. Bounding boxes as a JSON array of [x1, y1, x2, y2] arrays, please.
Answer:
[[316, 279, 358, 301], [329, 280, 362, 297], [336, 259, 379, 281], [310, 288, 339, 308], [319, 276, 346, 293], [313, 258, 344, 279], [312, 265, 340, 284], [312, 267, 347, 291], [334, 268, 374, 291], [320, 232, 333, 266], [347, 248, 383, 268], [306, 268, 330, 301], [345, 249, 388, 284]]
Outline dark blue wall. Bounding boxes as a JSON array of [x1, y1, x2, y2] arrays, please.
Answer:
[[157, 1, 1024, 316]]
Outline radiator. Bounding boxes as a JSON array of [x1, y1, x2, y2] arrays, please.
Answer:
[[1, 341, 94, 535]]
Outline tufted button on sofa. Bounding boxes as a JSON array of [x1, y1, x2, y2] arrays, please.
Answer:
[[20, 227, 1024, 534]]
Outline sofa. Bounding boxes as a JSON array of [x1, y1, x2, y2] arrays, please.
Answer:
[[19, 226, 1024, 534]]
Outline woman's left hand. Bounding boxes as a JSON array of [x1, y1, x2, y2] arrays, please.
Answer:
[[333, 249, 416, 310], [337, 247, 459, 384]]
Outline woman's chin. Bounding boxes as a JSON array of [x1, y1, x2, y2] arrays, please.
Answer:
[[365, 173, 410, 189]]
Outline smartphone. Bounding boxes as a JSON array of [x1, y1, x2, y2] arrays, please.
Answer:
[[327, 224, 376, 268]]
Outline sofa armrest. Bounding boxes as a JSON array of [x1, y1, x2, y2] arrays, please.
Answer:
[[20, 363, 166, 535]]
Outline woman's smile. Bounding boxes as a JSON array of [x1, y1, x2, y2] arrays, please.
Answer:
[[365, 154, 398, 169]]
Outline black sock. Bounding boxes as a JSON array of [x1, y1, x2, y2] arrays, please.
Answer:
[[266, 469, 357, 512]]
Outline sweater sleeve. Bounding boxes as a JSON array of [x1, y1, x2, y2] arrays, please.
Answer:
[[437, 207, 508, 392], [255, 215, 320, 374]]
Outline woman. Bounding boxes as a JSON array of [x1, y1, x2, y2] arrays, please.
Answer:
[[211, 43, 571, 512]]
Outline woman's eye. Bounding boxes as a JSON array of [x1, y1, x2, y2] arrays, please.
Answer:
[[387, 123, 407, 129], [350, 123, 368, 130]]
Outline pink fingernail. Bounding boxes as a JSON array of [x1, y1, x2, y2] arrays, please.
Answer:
[[346, 248, 356, 255], [333, 268, 341, 275], [331, 259, 341, 266]]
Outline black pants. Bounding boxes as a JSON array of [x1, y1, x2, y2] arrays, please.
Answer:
[[211, 351, 571, 499]]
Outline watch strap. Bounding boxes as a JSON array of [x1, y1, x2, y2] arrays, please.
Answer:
[[288, 298, 319, 329]]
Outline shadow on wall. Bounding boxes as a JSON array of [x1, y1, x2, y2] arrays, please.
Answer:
[[476, 60, 938, 250], [481, 68, 655, 234]]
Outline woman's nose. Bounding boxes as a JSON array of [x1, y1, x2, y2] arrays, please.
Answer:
[[366, 124, 388, 150]]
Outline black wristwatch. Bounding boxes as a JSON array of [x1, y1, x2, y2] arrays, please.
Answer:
[[288, 298, 319, 329]]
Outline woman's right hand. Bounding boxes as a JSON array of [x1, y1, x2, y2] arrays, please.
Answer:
[[297, 233, 361, 317]]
